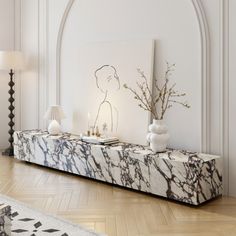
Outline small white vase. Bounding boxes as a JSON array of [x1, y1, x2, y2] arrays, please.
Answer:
[[146, 119, 169, 153], [48, 120, 61, 135]]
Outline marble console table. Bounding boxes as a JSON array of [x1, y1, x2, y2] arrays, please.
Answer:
[[14, 130, 223, 205], [0, 203, 11, 236]]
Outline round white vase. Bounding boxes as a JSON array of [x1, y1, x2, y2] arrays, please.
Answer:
[[48, 120, 61, 135], [146, 119, 169, 153]]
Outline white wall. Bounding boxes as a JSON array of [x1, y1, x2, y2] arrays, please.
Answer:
[[0, 0, 14, 149], [19, 0, 40, 130], [14, 0, 236, 197], [229, 0, 236, 196]]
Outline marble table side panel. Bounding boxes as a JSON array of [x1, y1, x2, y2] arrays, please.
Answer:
[[149, 157, 198, 204], [197, 158, 223, 204]]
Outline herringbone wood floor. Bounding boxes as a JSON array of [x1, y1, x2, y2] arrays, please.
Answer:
[[1, 155, 236, 236]]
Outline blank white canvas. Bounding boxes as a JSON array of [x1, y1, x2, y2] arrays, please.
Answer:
[[61, 39, 154, 145]]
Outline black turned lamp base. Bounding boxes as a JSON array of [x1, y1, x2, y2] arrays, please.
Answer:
[[2, 69, 15, 158], [2, 147, 14, 156]]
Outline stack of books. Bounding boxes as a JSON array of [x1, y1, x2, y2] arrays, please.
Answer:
[[82, 136, 119, 145]]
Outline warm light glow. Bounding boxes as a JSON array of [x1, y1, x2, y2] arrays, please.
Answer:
[[88, 112, 91, 130], [0, 51, 25, 71]]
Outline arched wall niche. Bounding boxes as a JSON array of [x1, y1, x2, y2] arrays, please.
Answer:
[[56, 0, 209, 152]]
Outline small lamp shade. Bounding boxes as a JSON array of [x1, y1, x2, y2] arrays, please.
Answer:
[[0, 51, 25, 71], [44, 105, 66, 122]]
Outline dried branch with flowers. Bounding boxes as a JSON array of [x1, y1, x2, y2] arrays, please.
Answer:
[[123, 62, 190, 120]]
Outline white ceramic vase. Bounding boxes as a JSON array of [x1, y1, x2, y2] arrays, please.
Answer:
[[146, 119, 169, 153]]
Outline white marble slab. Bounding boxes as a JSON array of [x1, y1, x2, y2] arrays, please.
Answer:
[[14, 130, 223, 205]]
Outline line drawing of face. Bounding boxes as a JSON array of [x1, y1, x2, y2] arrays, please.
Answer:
[[94, 65, 120, 94], [93, 65, 120, 133]]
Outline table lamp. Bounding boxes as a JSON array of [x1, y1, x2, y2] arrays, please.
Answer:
[[44, 105, 66, 135], [0, 51, 25, 156]]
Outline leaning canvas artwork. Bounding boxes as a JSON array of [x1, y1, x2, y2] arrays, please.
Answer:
[[61, 39, 154, 145]]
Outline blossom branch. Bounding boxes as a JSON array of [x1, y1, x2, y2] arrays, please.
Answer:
[[123, 62, 190, 120]]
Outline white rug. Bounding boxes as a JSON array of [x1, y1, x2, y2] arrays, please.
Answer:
[[0, 194, 105, 236]]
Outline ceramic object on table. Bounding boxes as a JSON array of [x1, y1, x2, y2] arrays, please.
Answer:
[[146, 119, 169, 152]]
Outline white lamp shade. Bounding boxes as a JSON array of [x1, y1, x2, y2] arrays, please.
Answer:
[[44, 105, 66, 121], [0, 51, 25, 70]]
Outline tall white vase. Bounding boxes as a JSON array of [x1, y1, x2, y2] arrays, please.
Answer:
[[146, 119, 169, 153]]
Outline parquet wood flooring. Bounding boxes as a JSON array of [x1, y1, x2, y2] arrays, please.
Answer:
[[0, 155, 236, 236]]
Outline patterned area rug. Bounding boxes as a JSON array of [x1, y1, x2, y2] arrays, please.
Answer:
[[0, 194, 104, 236]]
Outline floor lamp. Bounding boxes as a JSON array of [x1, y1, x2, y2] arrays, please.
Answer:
[[0, 51, 25, 156]]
